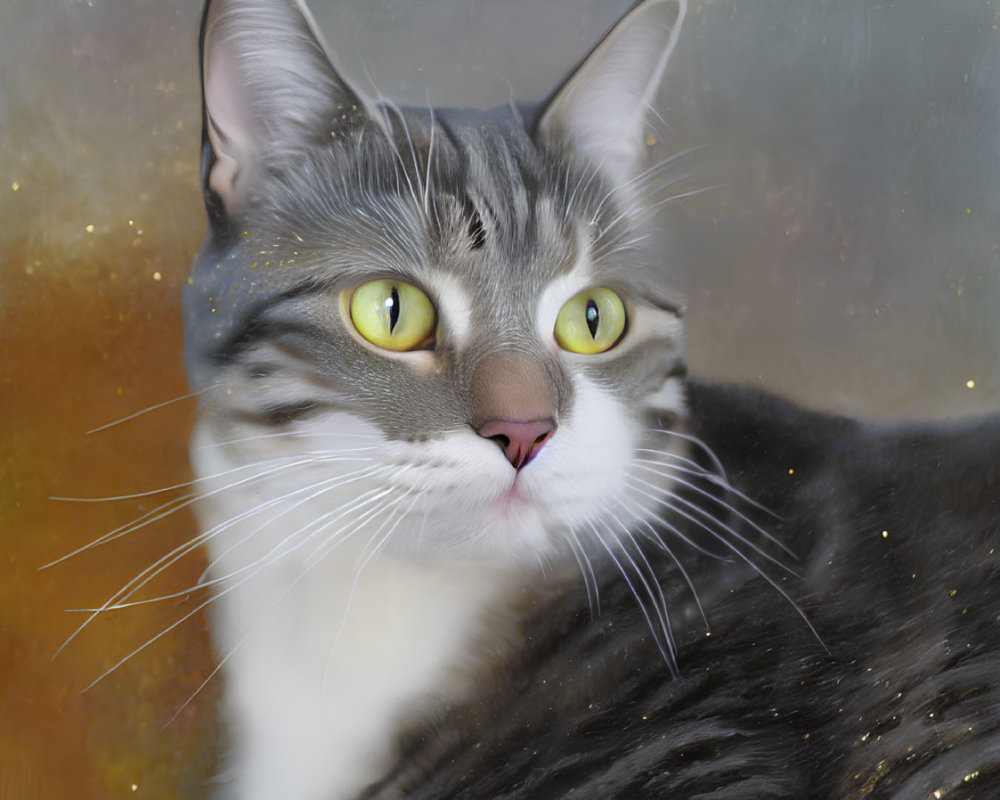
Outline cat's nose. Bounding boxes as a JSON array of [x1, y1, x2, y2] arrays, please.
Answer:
[[477, 418, 556, 470]]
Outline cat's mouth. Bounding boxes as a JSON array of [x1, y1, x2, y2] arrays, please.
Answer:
[[489, 475, 534, 516]]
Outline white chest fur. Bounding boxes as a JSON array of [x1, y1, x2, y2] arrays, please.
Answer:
[[190, 421, 527, 800]]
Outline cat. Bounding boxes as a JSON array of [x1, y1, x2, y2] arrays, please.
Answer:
[[183, 0, 1000, 797]]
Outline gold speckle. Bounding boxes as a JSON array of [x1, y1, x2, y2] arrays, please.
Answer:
[[131, 785, 138, 793], [966, 207, 972, 214], [788, 468, 795, 475], [645, 135, 658, 147], [85, 224, 95, 233], [964, 771, 980, 782], [802, 732, 810, 740], [116, 386, 124, 396], [882, 530, 889, 539], [949, 589, 958, 597], [859, 760, 890, 794], [11, 181, 20, 192], [250, 262, 259, 269], [966, 379, 975, 389], [152, 271, 162, 281], [933, 790, 942, 799]]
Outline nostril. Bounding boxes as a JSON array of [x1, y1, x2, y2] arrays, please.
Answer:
[[491, 434, 511, 450], [477, 418, 556, 470]]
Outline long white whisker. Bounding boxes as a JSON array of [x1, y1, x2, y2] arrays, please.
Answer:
[[633, 459, 793, 557], [84, 387, 212, 435], [634, 515, 710, 631], [600, 510, 678, 669], [203, 464, 394, 580], [43, 451, 377, 570], [565, 529, 600, 618], [55, 462, 386, 656], [639, 433, 781, 517], [321, 488, 424, 695], [587, 520, 673, 667], [161, 487, 415, 729], [627, 473, 797, 577]]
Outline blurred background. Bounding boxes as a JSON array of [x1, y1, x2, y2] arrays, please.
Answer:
[[2, 0, 998, 797]]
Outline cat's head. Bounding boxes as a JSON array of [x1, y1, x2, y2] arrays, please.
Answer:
[[184, 0, 689, 568]]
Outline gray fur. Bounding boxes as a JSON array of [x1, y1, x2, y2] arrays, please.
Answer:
[[185, 3, 685, 443]]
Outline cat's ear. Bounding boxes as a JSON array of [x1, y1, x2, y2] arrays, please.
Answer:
[[535, 0, 685, 186], [199, 0, 368, 215]]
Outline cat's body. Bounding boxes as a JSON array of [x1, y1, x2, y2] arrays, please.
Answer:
[[358, 382, 1000, 798], [182, 0, 1000, 797]]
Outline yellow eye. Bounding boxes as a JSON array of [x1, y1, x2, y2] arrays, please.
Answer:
[[348, 279, 436, 351], [554, 287, 627, 354]]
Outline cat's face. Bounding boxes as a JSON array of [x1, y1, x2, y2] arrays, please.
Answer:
[[185, 0, 688, 568]]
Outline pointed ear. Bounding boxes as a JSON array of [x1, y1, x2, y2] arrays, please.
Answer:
[[535, 0, 685, 186], [199, 0, 369, 215]]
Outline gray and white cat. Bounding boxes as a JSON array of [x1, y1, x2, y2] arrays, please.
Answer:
[[184, 0, 1000, 797]]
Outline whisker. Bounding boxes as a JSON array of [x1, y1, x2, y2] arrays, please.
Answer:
[[590, 145, 704, 222], [633, 515, 710, 631], [203, 464, 395, 580], [84, 387, 212, 435], [601, 511, 678, 669], [627, 473, 797, 577], [633, 460, 794, 558], [639, 432, 782, 517], [54, 462, 386, 656], [586, 519, 675, 669], [193, 432, 380, 449], [354, 487, 423, 572], [43, 452, 376, 570], [82, 471, 415, 700], [606, 511, 677, 664], [565, 529, 600, 618], [160, 485, 410, 730]]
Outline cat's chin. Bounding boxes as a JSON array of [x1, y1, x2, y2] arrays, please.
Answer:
[[379, 500, 565, 567]]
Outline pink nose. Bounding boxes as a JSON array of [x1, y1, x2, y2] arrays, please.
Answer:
[[477, 418, 556, 470]]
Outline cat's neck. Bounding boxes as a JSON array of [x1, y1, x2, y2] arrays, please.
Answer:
[[190, 421, 534, 799]]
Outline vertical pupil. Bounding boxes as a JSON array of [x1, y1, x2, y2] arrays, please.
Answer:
[[585, 298, 600, 338], [385, 286, 401, 332]]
